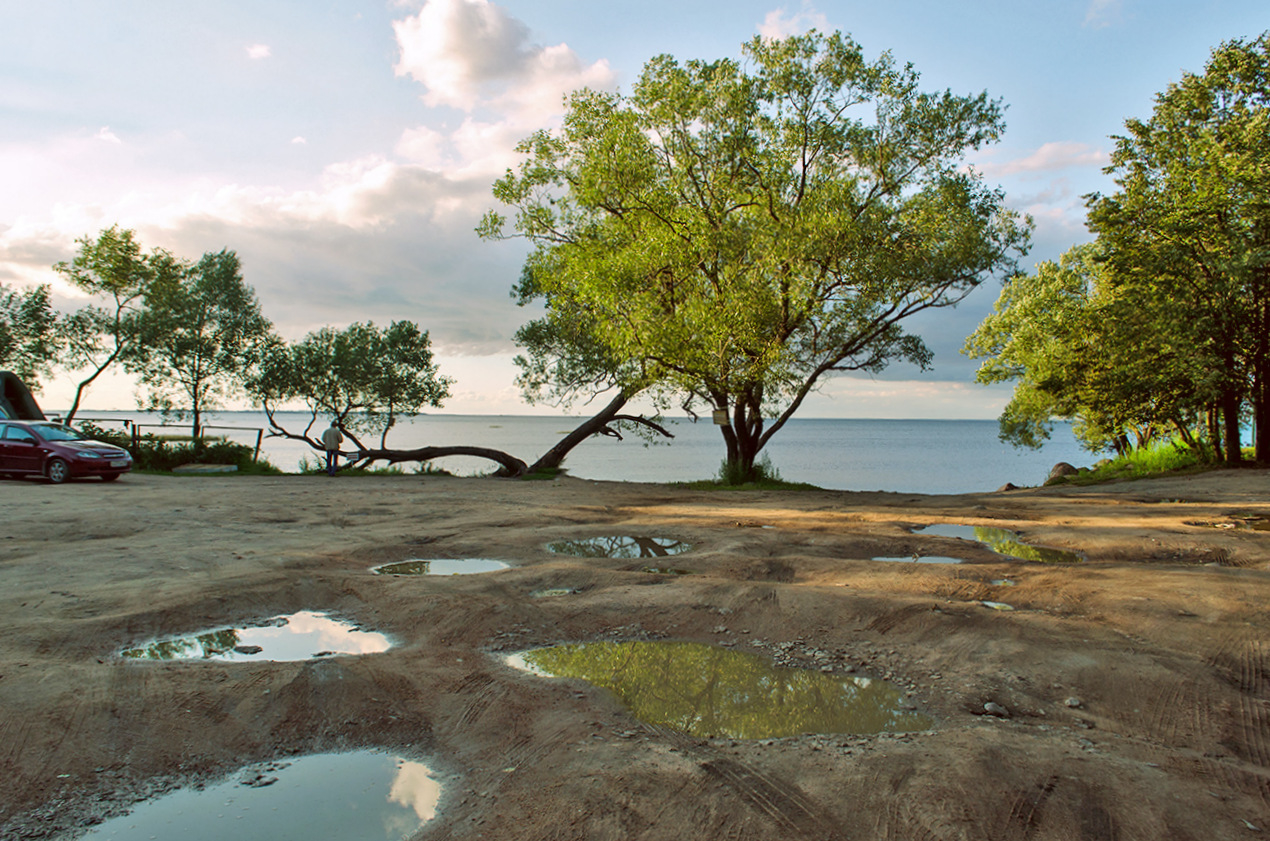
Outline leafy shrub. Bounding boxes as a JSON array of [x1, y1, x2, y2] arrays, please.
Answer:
[[77, 422, 279, 474]]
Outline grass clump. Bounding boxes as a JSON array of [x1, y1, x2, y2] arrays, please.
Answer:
[[677, 454, 821, 491], [1055, 439, 1238, 485]]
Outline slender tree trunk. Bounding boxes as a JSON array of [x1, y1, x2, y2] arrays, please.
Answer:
[[1255, 290, 1269, 463], [1208, 406, 1223, 463]]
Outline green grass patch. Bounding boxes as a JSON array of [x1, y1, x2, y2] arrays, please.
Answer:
[[1051, 439, 1238, 486]]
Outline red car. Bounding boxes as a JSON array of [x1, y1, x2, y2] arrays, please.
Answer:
[[0, 419, 133, 483]]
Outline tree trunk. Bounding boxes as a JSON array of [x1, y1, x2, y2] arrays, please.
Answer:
[[1255, 290, 1269, 463], [1208, 406, 1223, 463], [1222, 386, 1242, 467], [527, 392, 626, 474]]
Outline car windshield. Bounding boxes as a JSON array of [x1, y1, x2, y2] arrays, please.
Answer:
[[32, 423, 87, 442]]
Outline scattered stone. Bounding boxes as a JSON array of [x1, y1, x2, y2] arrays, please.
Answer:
[[984, 702, 1010, 718], [1065, 697, 1083, 708], [233, 645, 264, 655], [996, 483, 1020, 492]]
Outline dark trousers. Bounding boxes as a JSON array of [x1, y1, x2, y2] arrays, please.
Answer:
[[325, 450, 338, 476]]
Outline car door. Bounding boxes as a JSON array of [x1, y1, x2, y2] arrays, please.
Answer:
[[0, 424, 42, 473]]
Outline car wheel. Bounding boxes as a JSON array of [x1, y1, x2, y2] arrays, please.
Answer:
[[101, 473, 121, 482], [46, 458, 70, 484]]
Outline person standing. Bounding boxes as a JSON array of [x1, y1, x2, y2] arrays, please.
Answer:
[[321, 420, 343, 477]]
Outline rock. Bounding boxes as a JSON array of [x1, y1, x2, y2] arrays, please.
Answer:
[[1048, 462, 1080, 480], [983, 702, 1010, 718], [996, 482, 1020, 492], [233, 645, 264, 655], [1065, 697, 1083, 708]]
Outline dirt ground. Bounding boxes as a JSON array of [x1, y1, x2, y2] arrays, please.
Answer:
[[2, 468, 1270, 840]]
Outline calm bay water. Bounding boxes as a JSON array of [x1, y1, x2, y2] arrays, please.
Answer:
[[70, 410, 1094, 494]]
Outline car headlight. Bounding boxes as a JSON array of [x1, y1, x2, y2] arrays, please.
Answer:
[[78, 451, 101, 459]]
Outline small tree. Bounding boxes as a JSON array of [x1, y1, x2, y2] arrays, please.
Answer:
[[482, 31, 1030, 481], [53, 226, 179, 423], [0, 283, 60, 388], [129, 249, 273, 439]]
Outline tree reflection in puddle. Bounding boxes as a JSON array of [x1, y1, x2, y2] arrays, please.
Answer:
[[120, 611, 391, 662], [507, 641, 931, 739], [373, 559, 511, 575], [546, 536, 692, 559], [913, 524, 1084, 563], [82, 752, 440, 841]]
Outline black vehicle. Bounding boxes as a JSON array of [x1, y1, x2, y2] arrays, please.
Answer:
[[0, 420, 132, 483]]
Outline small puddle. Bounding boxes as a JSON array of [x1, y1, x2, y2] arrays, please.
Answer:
[[872, 555, 963, 564], [506, 641, 931, 739], [914, 524, 1084, 564], [546, 536, 692, 559], [531, 587, 579, 598], [81, 751, 440, 840], [373, 558, 511, 575], [640, 566, 693, 575], [120, 611, 391, 662], [981, 601, 1015, 611]]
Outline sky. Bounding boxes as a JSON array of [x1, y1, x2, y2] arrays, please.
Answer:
[[1, 0, 1266, 417]]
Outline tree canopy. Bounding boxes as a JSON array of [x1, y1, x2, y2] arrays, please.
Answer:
[[0, 282, 60, 388], [129, 249, 273, 438], [482, 31, 1030, 480], [969, 33, 1270, 465]]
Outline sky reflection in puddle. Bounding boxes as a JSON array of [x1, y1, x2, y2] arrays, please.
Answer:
[[913, 524, 1084, 563], [120, 611, 391, 662], [546, 536, 692, 559], [82, 752, 440, 841], [506, 641, 931, 739], [872, 555, 964, 564], [373, 558, 510, 575]]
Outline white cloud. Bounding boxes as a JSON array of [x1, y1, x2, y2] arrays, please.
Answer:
[[392, 0, 615, 121], [95, 126, 121, 144], [758, 2, 829, 39], [246, 43, 272, 59], [1083, 0, 1122, 28], [291, 136, 307, 145], [974, 141, 1108, 177]]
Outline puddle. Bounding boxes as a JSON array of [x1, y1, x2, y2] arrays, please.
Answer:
[[531, 587, 579, 598], [120, 611, 391, 662], [505, 641, 931, 739], [82, 751, 440, 841], [872, 555, 963, 564], [373, 558, 511, 576], [640, 566, 693, 575], [980, 601, 1015, 611], [546, 536, 692, 559], [914, 524, 1084, 564], [991, 579, 1017, 587]]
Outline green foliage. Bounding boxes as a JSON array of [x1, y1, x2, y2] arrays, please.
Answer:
[[0, 282, 60, 388], [248, 320, 453, 451], [716, 452, 783, 486], [483, 31, 1030, 478], [1058, 439, 1218, 485], [967, 34, 1270, 462], [129, 249, 274, 438], [77, 421, 279, 474]]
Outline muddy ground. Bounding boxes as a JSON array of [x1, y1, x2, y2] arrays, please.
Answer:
[[2, 469, 1269, 840]]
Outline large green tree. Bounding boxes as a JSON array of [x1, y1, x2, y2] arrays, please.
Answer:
[[130, 249, 273, 439], [482, 31, 1030, 480], [0, 282, 60, 388], [1085, 33, 1270, 464]]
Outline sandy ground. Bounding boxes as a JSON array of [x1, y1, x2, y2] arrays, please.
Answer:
[[2, 468, 1270, 840]]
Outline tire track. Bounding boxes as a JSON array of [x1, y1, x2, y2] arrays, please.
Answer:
[[1002, 775, 1058, 839], [700, 757, 846, 840], [865, 604, 930, 635]]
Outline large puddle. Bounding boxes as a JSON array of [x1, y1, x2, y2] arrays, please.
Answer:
[[914, 524, 1084, 564], [546, 536, 692, 559], [373, 558, 511, 576], [82, 751, 440, 840], [120, 611, 392, 662], [506, 641, 931, 739]]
